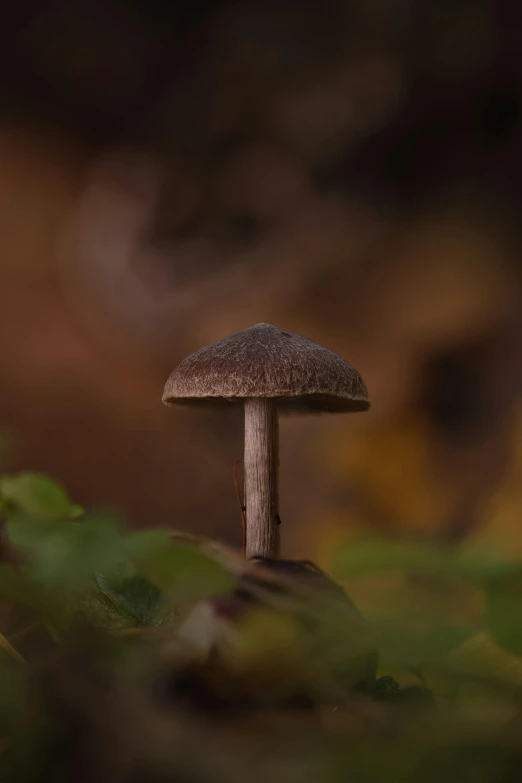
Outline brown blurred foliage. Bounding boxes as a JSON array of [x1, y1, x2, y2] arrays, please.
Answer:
[[0, 0, 522, 563]]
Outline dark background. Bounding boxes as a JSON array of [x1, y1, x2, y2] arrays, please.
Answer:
[[1, 0, 522, 568]]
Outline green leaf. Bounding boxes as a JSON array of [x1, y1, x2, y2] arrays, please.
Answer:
[[6, 515, 127, 591], [423, 626, 475, 658], [378, 625, 475, 670], [0, 564, 41, 609], [335, 538, 522, 586], [334, 539, 454, 578], [81, 591, 139, 630], [0, 472, 83, 521], [451, 541, 522, 582], [486, 574, 522, 657], [131, 534, 236, 605], [96, 568, 165, 627], [123, 529, 174, 565], [445, 631, 522, 689], [5, 516, 234, 627]]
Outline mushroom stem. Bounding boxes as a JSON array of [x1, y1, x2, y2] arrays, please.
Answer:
[[243, 398, 280, 559]]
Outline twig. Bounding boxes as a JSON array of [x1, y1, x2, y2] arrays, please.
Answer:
[[233, 461, 247, 554], [8, 620, 42, 646], [0, 631, 26, 664]]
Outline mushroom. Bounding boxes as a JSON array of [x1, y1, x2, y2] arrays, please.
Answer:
[[162, 323, 369, 559]]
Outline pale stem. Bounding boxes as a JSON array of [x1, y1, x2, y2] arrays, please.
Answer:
[[243, 398, 280, 558]]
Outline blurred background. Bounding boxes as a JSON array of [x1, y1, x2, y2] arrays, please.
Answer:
[[0, 0, 522, 566]]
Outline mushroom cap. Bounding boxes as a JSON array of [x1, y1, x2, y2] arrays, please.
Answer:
[[162, 323, 370, 413]]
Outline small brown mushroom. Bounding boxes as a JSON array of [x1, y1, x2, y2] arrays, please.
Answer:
[[162, 323, 369, 559]]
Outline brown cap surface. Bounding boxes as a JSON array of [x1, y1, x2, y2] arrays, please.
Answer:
[[162, 323, 369, 413]]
